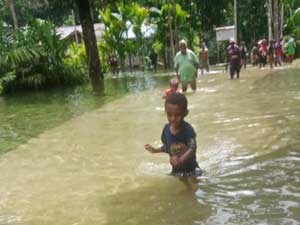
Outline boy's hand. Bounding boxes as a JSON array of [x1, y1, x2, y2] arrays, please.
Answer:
[[144, 144, 156, 153], [170, 156, 184, 168]]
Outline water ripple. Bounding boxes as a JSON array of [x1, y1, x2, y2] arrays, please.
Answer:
[[0, 215, 21, 225]]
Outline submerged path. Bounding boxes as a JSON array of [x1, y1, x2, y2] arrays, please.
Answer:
[[0, 63, 300, 225]]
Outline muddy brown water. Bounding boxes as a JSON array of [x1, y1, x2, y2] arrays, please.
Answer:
[[0, 67, 300, 224]]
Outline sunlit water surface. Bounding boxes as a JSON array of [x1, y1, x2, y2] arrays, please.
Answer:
[[0, 68, 300, 225]]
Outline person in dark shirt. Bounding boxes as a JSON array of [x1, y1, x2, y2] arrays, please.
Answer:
[[251, 43, 259, 66], [149, 50, 158, 72], [108, 54, 119, 77], [226, 38, 241, 79], [144, 93, 202, 184], [268, 40, 275, 69], [240, 41, 248, 69]]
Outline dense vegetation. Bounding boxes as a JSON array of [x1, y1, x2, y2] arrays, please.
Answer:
[[1, 0, 300, 93], [0, 19, 87, 93]]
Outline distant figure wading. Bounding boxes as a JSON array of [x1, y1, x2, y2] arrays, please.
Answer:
[[174, 40, 199, 92], [226, 38, 241, 79], [198, 42, 209, 75]]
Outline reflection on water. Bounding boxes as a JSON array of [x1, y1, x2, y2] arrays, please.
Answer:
[[0, 68, 300, 224]]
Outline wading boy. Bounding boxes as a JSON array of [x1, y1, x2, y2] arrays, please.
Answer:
[[144, 93, 201, 181]]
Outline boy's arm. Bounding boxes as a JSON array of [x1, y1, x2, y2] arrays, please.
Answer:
[[144, 144, 163, 153]]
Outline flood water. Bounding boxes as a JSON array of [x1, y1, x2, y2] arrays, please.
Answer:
[[0, 68, 300, 225]]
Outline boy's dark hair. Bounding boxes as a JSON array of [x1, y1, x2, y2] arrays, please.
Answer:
[[165, 93, 188, 111]]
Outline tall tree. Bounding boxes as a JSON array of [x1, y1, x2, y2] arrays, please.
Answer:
[[267, 0, 273, 40], [6, 0, 18, 28], [75, 0, 103, 92], [273, 0, 280, 40], [167, 0, 175, 65]]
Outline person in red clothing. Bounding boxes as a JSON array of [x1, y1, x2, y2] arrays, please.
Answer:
[[258, 39, 268, 68], [274, 38, 283, 67], [162, 78, 180, 99]]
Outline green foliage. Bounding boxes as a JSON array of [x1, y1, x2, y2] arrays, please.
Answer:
[[97, 41, 109, 74], [27, 19, 67, 66], [239, 0, 268, 44], [285, 7, 300, 39], [282, 1, 300, 39], [100, 6, 127, 67], [296, 40, 300, 58], [6, 46, 44, 68], [0, 23, 46, 76], [63, 14, 76, 26], [1, 65, 87, 94], [0, 0, 74, 27], [294, 8, 300, 23], [180, 0, 229, 32], [0, 19, 87, 94], [152, 3, 188, 67], [152, 41, 163, 55], [64, 42, 87, 69], [99, 2, 151, 70], [130, 2, 149, 56], [64, 41, 110, 75]]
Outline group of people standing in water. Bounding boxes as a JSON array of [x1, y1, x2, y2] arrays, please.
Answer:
[[250, 37, 297, 69], [163, 37, 298, 91], [225, 36, 297, 79], [171, 36, 298, 83]]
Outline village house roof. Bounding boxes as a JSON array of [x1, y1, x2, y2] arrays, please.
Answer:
[[56, 22, 155, 41], [56, 23, 105, 40]]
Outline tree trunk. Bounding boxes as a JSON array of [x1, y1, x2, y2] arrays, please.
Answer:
[[280, 3, 284, 38], [234, 0, 237, 42], [75, 0, 104, 93], [72, 10, 79, 44], [7, 0, 18, 29], [267, 0, 273, 41], [173, 2, 178, 51], [168, 0, 175, 68], [273, 0, 279, 40]]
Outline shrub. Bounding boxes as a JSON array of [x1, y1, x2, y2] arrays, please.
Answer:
[[0, 19, 88, 94]]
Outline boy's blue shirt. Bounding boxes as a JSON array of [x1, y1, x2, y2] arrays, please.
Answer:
[[161, 121, 199, 173], [161, 121, 196, 153]]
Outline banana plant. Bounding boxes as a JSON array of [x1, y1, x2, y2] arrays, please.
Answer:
[[281, 0, 300, 38], [129, 2, 149, 59], [99, 6, 128, 71]]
